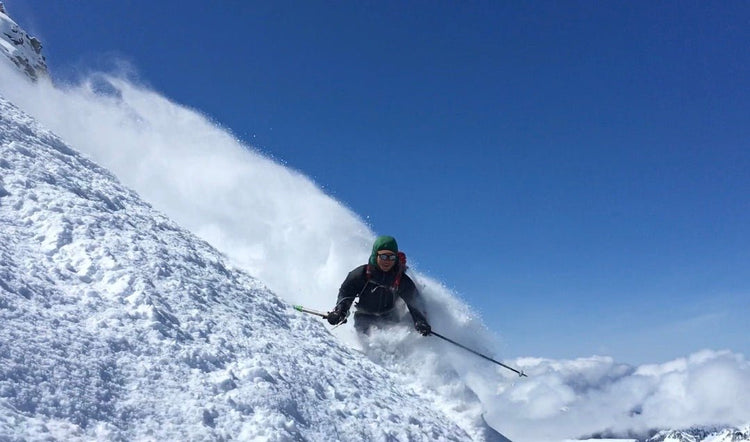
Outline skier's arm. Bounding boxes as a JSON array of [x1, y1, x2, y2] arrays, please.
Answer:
[[399, 276, 428, 324], [334, 265, 366, 313]]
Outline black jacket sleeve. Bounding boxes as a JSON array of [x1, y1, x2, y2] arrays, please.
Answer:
[[335, 265, 367, 313], [398, 274, 428, 325]]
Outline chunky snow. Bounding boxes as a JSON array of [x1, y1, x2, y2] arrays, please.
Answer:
[[0, 96, 492, 441]]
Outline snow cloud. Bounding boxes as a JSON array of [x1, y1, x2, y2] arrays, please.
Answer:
[[487, 350, 750, 440], [1, 63, 748, 441], [0, 61, 373, 309]]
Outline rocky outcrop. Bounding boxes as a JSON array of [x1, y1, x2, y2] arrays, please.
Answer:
[[0, 2, 48, 81]]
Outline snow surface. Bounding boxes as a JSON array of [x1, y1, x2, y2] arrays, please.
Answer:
[[1, 10, 750, 441], [0, 96, 499, 440]]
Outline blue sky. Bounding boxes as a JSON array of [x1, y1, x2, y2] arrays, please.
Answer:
[[8, 0, 749, 364]]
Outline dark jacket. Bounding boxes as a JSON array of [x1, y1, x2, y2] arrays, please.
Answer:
[[335, 263, 427, 325]]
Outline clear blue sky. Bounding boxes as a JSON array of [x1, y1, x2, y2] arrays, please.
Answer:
[[8, 0, 749, 364]]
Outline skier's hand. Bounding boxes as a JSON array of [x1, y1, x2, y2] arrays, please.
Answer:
[[326, 310, 345, 325], [415, 320, 431, 336]]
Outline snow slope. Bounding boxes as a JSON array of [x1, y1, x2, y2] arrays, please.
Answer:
[[0, 96, 495, 440]]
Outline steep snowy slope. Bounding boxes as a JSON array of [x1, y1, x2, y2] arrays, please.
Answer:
[[0, 96, 481, 440]]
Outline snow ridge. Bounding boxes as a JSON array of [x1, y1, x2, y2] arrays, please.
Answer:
[[0, 96, 473, 440], [0, 4, 47, 81], [646, 425, 750, 442]]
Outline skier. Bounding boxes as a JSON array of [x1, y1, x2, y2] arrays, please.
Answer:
[[326, 235, 432, 336]]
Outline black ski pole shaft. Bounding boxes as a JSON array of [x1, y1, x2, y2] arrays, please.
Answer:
[[430, 331, 527, 377]]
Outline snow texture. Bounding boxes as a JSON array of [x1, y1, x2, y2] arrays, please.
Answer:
[[0, 97, 487, 441]]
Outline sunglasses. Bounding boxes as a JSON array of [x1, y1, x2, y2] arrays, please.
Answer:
[[377, 253, 398, 261]]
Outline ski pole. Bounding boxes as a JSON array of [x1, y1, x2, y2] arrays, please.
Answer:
[[429, 331, 527, 377], [293, 304, 329, 318], [293, 305, 349, 327]]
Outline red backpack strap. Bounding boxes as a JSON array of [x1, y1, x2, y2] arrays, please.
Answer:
[[393, 252, 407, 290]]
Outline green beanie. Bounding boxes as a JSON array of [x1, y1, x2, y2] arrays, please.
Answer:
[[369, 235, 399, 266]]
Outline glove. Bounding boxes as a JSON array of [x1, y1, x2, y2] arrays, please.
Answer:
[[326, 309, 346, 325], [414, 320, 431, 336]]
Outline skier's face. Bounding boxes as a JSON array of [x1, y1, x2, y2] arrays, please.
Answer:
[[376, 250, 397, 272]]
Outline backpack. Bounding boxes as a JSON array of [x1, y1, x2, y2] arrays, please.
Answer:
[[366, 251, 408, 291]]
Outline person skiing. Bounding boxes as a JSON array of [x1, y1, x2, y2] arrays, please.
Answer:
[[327, 235, 432, 336]]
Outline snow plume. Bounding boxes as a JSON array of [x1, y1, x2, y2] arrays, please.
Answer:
[[2, 62, 749, 441]]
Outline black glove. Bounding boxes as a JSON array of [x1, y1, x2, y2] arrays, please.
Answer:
[[414, 320, 431, 336], [326, 309, 346, 325]]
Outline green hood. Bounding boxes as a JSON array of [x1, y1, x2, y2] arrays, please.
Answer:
[[368, 235, 399, 266]]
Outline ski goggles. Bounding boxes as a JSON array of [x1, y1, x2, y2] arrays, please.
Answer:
[[377, 253, 398, 261]]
